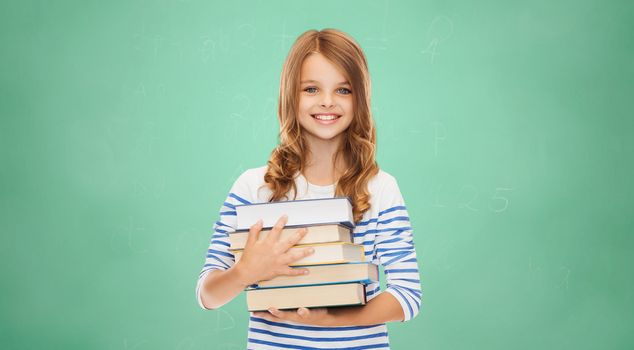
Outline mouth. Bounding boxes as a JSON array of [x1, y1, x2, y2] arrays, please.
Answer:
[[311, 114, 342, 124]]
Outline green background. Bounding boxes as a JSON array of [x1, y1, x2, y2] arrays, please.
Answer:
[[1, 0, 633, 349]]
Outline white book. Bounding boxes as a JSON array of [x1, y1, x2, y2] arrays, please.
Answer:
[[229, 224, 352, 251], [234, 197, 354, 231]]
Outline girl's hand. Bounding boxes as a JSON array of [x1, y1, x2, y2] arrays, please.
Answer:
[[253, 307, 334, 326], [234, 215, 314, 286]]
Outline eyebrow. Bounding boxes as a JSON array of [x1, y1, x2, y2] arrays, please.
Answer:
[[300, 80, 351, 86]]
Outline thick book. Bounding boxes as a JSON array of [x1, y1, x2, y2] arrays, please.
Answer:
[[247, 262, 378, 289], [234, 197, 354, 231], [229, 224, 352, 251], [233, 242, 365, 266], [246, 283, 367, 312]]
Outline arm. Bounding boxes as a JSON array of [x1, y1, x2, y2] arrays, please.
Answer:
[[254, 287, 404, 326], [199, 265, 250, 310], [196, 169, 258, 309], [195, 189, 246, 310], [327, 290, 404, 325], [373, 176, 422, 322], [200, 217, 314, 310]]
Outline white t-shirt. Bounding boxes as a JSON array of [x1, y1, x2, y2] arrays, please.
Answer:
[[196, 165, 421, 349]]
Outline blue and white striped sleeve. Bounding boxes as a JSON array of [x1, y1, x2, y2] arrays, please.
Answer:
[[195, 171, 253, 310], [374, 176, 422, 321]]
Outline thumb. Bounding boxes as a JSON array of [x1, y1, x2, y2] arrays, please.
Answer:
[[297, 307, 310, 318]]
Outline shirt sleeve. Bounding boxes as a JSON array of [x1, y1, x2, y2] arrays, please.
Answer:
[[195, 170, 253, 310], [374, 175, 422, 321]]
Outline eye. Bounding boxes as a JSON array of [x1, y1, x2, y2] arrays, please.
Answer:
[[304, 87, 318, 93], [338, 88, 352, 95]]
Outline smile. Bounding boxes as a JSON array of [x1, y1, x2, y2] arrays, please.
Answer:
[[311, 114, 341, 121]]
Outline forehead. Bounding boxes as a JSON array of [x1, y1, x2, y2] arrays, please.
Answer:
[[300, 53, 349, 84]]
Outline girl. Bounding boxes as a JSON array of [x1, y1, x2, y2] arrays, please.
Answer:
[[196, 28, 421, 349]]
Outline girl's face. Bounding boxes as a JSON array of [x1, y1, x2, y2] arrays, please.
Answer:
[[298, 53, 354, 144]]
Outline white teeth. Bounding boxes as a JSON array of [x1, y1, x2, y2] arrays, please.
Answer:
[[313, 114, 339, 121]]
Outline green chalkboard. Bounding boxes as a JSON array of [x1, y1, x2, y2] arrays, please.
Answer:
[[1, 0, 633, 349]]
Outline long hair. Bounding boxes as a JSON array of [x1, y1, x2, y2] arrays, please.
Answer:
[[263, 28, 379, 223]]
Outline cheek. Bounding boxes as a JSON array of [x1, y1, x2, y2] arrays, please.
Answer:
[[344, 99, 354, 113], [298, 99, 311, 114], [343, 116, 354, 129]]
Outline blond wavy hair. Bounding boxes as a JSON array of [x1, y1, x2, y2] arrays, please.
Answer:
[[263, 28, 379, 223]]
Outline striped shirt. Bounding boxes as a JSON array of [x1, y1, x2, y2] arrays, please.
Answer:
[[196, 166, 422, 349]]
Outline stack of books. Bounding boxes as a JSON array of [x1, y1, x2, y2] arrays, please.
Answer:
[[231, 197, 379, 312]]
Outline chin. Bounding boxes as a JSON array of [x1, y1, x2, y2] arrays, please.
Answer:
[[315, 132, 347, 141]]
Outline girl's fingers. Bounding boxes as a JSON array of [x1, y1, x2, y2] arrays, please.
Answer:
[[266, 215, 288, 243], [297, 307, 310, 318], [280, 267, 309, 276], [279, 227, 308, 252], [282, 247, 314, 265], [245, 219, 264, 247]]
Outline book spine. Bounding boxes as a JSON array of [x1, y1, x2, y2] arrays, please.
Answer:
[[235, 221, 354, 232]]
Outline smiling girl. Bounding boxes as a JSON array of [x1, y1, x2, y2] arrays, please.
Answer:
[[197, 28, 422, 349]]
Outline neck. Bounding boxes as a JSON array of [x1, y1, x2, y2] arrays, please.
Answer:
[[302, 134, 347, 185], [307, 135, 341, 163]]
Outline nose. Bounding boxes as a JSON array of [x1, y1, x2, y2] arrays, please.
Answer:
[[320, 92, 335, 108]]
